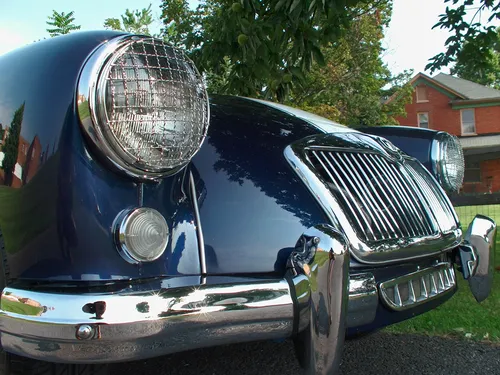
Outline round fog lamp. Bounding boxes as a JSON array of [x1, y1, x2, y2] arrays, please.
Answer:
[[114, 208, 169, 263]]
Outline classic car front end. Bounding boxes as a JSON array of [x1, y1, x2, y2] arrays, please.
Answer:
[[0, 31, 495, 375]]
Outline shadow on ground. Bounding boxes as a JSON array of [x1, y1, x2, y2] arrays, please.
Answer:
[[110, 332, 500, 375]]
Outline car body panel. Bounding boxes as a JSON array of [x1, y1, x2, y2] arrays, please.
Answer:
[[0, 31, 201, 280], [192, 96, 330, 275]]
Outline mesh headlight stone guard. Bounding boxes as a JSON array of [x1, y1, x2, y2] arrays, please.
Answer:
[[78, 35, 209, 179]]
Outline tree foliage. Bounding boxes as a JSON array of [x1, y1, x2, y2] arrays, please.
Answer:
[[427, 0, 500, 73], [2, 103, 25, 186], [161, 0, 380, 101], [46, 10, 81, 37], [104, 4, 154, 35], [287, 2, 413, 126], [451, 28, 500, 88]]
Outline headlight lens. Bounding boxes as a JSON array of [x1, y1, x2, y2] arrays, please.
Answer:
[[78, 35, 209, 179], [431, 132, 464, 192]]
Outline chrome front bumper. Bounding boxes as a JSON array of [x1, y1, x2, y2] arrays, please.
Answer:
[[0, 280, 295, 363], [0, 263, 451, 364], [0, 224, 350, 369]]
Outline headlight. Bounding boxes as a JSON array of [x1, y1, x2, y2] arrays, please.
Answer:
[[431, 132, 464, 192], [78, 35, 209, 179]]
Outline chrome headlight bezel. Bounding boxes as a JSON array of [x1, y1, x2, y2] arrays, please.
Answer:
[[77, 34, 209, 180], [431, 132, 465, 193]]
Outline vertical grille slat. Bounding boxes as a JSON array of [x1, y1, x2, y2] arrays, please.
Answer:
[[406, 161, 456, 232], [402, 171, 438, 233], [340, 153, 396, 237], [326, 152, 385, 239], [361, 154, 414, 238], [307, 149, 455, 244], [369, 155, 425, 236], [393, 164, 437, 234], [310, 151, 373, 239], [376, 156, 433, 236], [381, 158, 433, 235]]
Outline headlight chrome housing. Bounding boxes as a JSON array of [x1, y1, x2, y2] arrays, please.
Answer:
[[431, 132, 465, 193], [77, 35, 209, 179]]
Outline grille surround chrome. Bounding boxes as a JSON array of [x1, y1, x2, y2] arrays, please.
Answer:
[[284, 133, 462, 265]]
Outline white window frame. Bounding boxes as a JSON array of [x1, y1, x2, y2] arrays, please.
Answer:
[[461, 109, 476, 135], [417, 112, 429, 128], [416, 86, 428, 103]]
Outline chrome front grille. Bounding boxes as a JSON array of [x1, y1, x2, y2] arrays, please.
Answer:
[[307, 149, 455, 244]]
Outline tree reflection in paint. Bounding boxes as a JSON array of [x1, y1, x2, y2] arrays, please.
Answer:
[[2, 103, 25, 186]]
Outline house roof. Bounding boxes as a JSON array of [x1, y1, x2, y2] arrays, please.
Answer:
[[432, 73, 500, 100], [386, 72, 500, 104]]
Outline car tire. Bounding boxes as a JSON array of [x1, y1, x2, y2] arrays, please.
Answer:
[[0, 230, 109, 375]]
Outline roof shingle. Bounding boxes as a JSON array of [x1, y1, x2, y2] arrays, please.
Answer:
[[433, 73, 500, 100]]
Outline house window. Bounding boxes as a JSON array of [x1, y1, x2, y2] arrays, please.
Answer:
[[416, 86, 428, 102], [464, 157, 481, 183], [417, 112, 429, 128], [461, 109, 476, 135]]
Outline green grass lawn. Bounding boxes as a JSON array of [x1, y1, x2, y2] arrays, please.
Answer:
[[385, 225, 500, 342], [1, 298, 44, 316]]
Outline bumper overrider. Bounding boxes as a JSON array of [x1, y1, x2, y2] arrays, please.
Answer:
[[0, 217, 495, 369]]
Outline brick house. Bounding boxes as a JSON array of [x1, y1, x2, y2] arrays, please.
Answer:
[[395, 72, 500, 194]]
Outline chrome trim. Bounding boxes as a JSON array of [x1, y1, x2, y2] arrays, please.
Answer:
[[430, 132, 443, 186], [0, 280, 294, 364], [113, 207, 169, 264], [190, 171, 207, 275], [347, 273, 378, 328], [284, 133, 462, 265], [77, 34, 209, 181], [462, 215, 496, 302], [379, 262, 456, 311], [78, 35, 159, 180], [287, 224, 349, 375]]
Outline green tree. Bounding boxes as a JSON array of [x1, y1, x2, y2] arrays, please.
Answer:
[[427, 0, 500, 73], [46, 10, 81, 37], [161, 0, 377, 101], [287, 2, 413, 126], [103, 4, 154, 35], [160, 0, 198, 46], [450, 29, 500, 88], [2, 103, 25, 186]]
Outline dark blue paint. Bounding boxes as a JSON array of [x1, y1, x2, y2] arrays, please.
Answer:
[[0, 31, 200, 281], [192, 96, 329, 276]]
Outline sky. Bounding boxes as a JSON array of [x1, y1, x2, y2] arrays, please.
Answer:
[[0, 0, 494, 77]]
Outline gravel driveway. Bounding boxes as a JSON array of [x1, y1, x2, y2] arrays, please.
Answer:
[[110, 332, 500, 375]]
